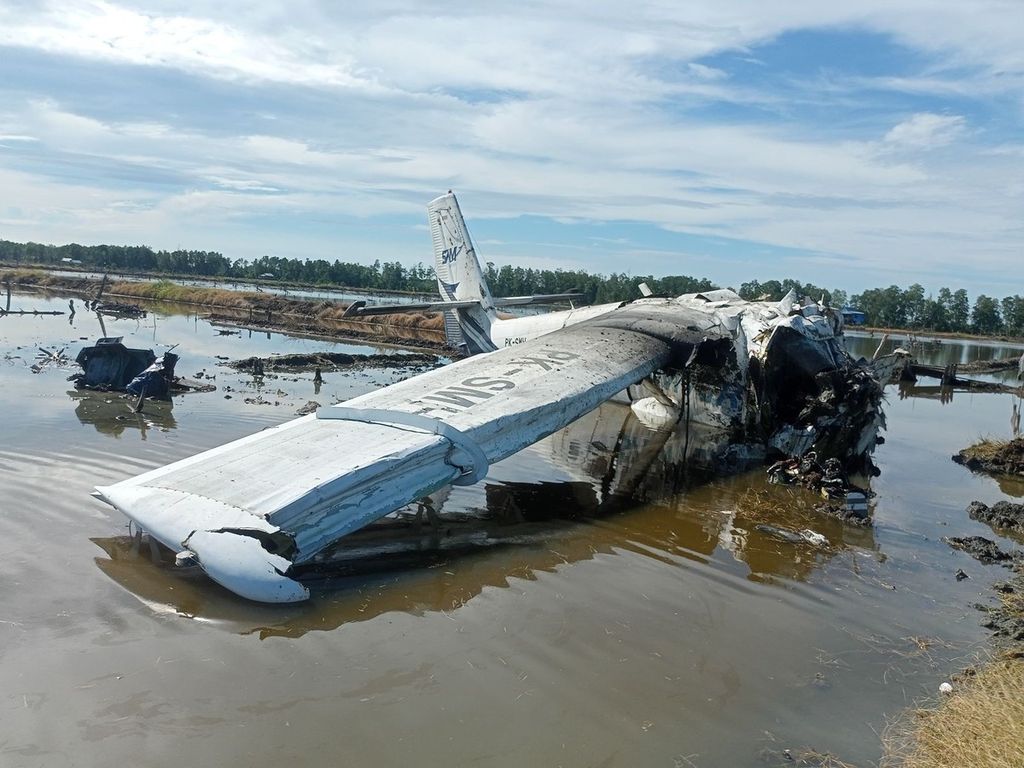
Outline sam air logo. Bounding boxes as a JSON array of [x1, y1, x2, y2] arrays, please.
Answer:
[[441, 244, 461, 264]]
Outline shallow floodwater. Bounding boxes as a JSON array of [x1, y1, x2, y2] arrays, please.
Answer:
[[1, 294, 1023, 768]]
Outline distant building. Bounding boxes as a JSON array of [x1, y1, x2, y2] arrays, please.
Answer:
[[841, 307, 867, 325], [258, 272, 275, 279]]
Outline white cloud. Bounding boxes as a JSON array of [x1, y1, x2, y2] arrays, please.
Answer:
[[884, 113, 966, 149], [0, 1, 1021, 295], [0, 1, 374, 90]]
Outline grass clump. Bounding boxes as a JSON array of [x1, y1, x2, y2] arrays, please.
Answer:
[[882, 653, 1024, 768]]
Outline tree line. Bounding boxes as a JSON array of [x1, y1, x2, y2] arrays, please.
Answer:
[[0, 238, 715, 303], [737, 279, 1024, 337], [2, 239, 1021, 336]]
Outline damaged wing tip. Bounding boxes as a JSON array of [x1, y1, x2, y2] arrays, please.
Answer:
[[185, 530, 310, 603]]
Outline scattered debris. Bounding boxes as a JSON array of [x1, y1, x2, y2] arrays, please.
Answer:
[[767, 452, 873, 524], [957, 357, 1024, 375], [755, 525, 830, 548], [909, 363, 1023, 393], [944, 535, 1018, 565], [956, 568, 969, 581], [88, 274, 146, 318], [31, 346, 71, 373], [296, 400, 321, 416], [0, 278, 66, 317], [868, 348, 913, 383], [953, 437, 1024, 478], [69, 337, 212, 400]]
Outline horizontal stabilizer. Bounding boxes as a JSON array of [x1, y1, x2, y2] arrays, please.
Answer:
[[494, 292, 583, 307], [342, 299, 483, 317], [343, 292, 584, 317]]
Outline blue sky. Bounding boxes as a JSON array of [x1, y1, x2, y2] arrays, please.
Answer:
[[0, 1, 1021, 298]]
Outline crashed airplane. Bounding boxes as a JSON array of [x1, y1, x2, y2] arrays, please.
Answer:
[[93, 192, 885, 603]]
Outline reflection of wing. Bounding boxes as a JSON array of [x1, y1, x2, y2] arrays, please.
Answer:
[[95, 301, 723, 602]]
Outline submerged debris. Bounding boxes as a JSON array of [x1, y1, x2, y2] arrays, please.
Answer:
[[956, 357, 1024, 375], [69, 337, 211, 400], [71, 337, 156, 391], [767, 453, 873, 525], [88, 273, 146, 318], [967, 500, 1024, 536], [755, 524, 830, 548], [125, 352, 179, 400], [31, 346, 71, 373], [953, 437, 1024, 477]]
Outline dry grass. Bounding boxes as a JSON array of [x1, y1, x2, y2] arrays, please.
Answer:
[[959, 438, 1011, 463], [881, 652, 1024, 768]]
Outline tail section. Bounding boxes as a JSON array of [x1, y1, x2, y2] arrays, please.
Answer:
[[428, 192, 498, 354]]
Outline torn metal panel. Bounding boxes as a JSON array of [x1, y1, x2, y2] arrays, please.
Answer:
[[73, 337, 156, 390]]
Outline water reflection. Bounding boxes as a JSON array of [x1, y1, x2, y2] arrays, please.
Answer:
[[93, 402, 876, 636], [69, 390, 177, 437], [898, 381, 959, 404]]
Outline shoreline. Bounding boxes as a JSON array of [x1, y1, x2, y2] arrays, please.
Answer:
[[1, 267, 452, 353]]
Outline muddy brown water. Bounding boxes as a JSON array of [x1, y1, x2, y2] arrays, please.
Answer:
[[2, 296, 1023, 767]]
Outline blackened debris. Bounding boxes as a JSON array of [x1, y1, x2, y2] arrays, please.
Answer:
[[70, 337, 206, 399], [767, 452, 873, 525], [72, 337, 155, 390]]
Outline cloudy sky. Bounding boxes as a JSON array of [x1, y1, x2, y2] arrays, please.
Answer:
[[1, 1, 1021, 296]]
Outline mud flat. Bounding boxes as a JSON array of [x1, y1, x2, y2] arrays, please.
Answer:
[[224, 350, 441, 373], [1, 268, 450, 350]]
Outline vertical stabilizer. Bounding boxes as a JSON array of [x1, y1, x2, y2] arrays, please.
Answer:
[[428, 192, 498, 354]]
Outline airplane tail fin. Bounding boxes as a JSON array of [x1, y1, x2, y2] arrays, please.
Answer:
[[428, 192, 498, 354]]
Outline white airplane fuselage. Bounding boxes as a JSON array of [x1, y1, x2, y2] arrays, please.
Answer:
[[490, 303, 624, 348]]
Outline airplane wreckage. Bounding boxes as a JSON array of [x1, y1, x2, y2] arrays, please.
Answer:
[[94, 192, 888, 603]]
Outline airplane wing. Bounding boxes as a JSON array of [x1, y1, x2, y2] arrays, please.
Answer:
[[94, 301, 726, 603]]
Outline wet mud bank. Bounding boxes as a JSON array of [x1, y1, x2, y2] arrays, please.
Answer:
[[226, 350, 442, 374], [1, 268, 450, 351], [953, 437, 1024, 478], [946, 498, 1024, 643], [205, 310, 449, 352]]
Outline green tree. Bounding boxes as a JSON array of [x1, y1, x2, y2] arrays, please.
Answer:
[[950, 289, 970, 332], [971, 295, 1002, 335]]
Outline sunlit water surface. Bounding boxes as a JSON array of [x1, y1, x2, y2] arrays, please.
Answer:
[[1, 295, 1023, 767]]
